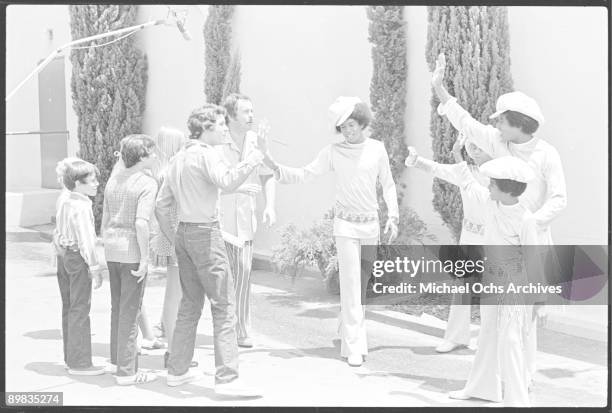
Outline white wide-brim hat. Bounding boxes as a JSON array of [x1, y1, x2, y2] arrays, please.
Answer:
[[480, 156, 535, 183], [489, 91, 545, 125], [328, 96, 363, 127]]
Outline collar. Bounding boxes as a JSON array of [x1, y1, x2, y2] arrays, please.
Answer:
[[509, 136, 539, 152], [185, 139, 211, 150], [70, 191, 93, 204]]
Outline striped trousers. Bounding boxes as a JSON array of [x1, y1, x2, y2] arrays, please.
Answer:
[[225, 240, 254, 341]]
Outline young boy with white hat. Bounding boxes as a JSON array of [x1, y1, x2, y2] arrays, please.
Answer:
[[431, 53, 565, 384], [405, 133, 491, 353], [425, 154, 538, 406]]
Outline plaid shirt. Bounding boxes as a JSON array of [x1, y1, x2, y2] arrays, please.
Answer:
[[102, 168, 158, 263]]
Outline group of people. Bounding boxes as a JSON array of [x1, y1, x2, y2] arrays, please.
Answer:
[[51, 52, 566, 406]]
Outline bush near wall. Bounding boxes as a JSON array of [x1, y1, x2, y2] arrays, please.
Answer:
[[204, 5, 239, 104], [426, 6, 513, 241], [69, 5, 148, 232]]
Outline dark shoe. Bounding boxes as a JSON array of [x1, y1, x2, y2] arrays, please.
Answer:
[[164, 352, 198, 369]]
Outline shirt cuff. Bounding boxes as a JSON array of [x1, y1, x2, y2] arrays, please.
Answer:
[[88, 264, 101, 272], [437, 96, 458, 116]]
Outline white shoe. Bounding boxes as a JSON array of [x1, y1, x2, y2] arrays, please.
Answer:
[[104, 364, 117, 374], [448, 390, 471, 400], [347, 355, 363, 367], [115, 371, 158, 386], [215, 378, 262, 397], [167, 368, 204, 387], [436, 340, 465, 353], [67, 365, 105, 376]]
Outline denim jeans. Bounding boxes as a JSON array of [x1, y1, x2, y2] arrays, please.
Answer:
[[56, 249, 93, 368], [168, 222, 239, 384], [108, 261, 146, 377]]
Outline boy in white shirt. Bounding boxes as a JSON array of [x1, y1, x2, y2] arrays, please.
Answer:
[[54, 158, 104, 376]]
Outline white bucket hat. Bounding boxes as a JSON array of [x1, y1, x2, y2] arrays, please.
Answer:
[[480, 156, 535, 183], [328, 96, 363, 127], [489, 91, 545, 125]]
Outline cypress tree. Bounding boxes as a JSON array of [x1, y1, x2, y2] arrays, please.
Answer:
[[426, 6, 513, 241], [69, 5, 148, 232], [204, 5, 235, 104], [368, 6, 408, 206], [221, 49, 242, 100]]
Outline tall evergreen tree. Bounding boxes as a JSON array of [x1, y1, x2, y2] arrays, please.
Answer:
[[426, 6, 513, 241], [69, 5, 148, 232], [204, 5, 235, 104], [221, 49, 242, 100], [367, 5, 408, 212]]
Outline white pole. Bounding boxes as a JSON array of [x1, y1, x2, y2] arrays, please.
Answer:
[[6, 19, 166, 102]]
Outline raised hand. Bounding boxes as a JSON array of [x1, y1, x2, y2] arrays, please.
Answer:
[[405, 146, 419, 167], [256, 118, 271, 154], [431, 53, 446, 89]]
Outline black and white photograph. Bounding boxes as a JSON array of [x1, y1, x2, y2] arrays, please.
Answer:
[[4, 3, 609, 409]]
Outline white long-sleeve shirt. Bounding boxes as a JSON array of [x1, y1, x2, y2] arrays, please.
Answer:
[[276, 138, 399, 239], [438, 97, 567, 244], [450, 161, 539, 246], [414, 157, 487, 245]]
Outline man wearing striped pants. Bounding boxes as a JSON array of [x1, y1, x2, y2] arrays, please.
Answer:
[[219, 93, 277, 348]]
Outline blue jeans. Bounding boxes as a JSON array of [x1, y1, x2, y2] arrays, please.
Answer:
[[108, 261, 146, 377], [56, 249, 93, 368], [168, 222, 239, 384]]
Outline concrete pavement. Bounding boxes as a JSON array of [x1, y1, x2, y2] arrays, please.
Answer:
[[5, 225, 608, 407]]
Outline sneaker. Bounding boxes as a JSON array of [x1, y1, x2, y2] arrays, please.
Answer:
[[215, 378, 262, 397], [167, 368, 204, 387], [347, 355, 363, 367], [436, 340, 465, 353], [105, 364, 117, 374], [115, 371, 158, 386], [237, 337, 253, 348], [67, 365, 105, 376], [141, 338, 167, 350]]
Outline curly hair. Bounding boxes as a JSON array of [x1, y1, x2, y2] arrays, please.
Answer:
[[335, 102, 372, 133], [187, 104, 227, 140], [120, 134, 156, 168]]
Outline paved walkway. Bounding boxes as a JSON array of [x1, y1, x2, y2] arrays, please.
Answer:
[[5, 225, 608, 407]]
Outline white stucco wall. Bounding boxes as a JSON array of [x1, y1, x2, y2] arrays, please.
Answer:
[[233, 5, 373, 252]]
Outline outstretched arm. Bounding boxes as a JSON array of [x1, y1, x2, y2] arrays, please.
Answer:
[[431, 53, 504, 157]]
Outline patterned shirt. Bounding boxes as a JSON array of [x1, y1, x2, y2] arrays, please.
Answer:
[[54, 191, 100, 270], [102, 168, 158, 263]]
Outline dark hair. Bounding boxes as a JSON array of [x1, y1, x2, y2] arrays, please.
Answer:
[[222, 93, 251, 120], [491, 177, 527, 197], [502, 110, 539, 135], [187, 104, 227, 140], [335, 102, 372, 133], [62, 159, 100, 190], [120, 134, 156, 168]]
